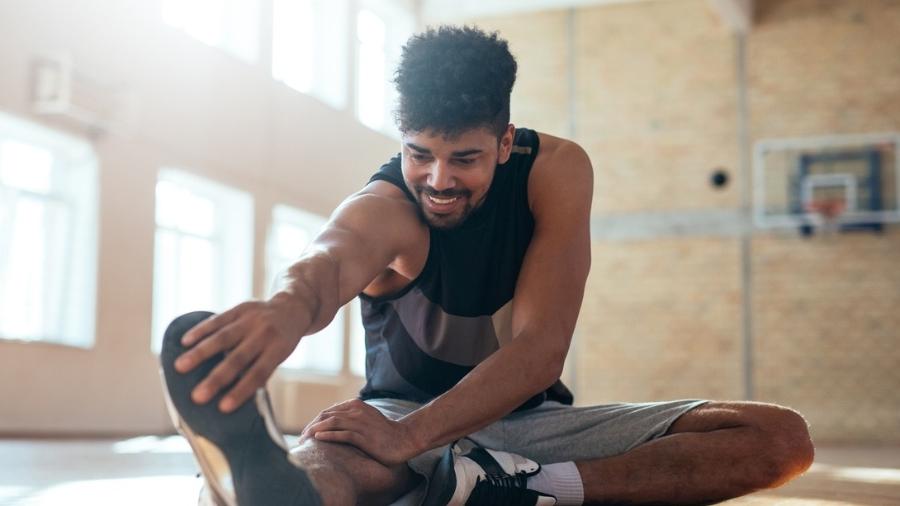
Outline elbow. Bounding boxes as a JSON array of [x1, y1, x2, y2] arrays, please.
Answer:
[[531, 345, 568, 393], [513, 326, 572, 394]]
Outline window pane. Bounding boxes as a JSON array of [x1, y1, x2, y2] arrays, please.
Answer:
[[272, 0, 315, 93], [152, 229, 180, 351], [0, 196, 46, 340], [281, 314, 344, 373], [179, 192, 216, 237], [267, 204, 342, 374], [155, 180, 216, 237], [273, 0, 348, 109], [177, 236, 216, 311], [354, 1, 414, 137], [162, 0, 258, 62], [357, 32, 386, 130], [0, 112, 98, 348], [349, 297, 367, 377], [162, 0, 227, 47], [154, 181, 181, 230], [273, 222, 311, 260], [152, 169, 253, 352], [0, 140, 53, 194], [357, 9, 385, 46]]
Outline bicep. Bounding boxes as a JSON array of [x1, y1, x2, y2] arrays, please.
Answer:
[[308, 182, 425, 303]]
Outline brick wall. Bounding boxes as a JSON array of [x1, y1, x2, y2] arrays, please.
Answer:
[[574, 0, 741, 213], [472, 0, 900, 443], [471, 10, 572, 138], [577, 238, 744, 403], [753, 231, 900, 443]]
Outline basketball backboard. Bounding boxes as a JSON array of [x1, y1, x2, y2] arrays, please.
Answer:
[[753, 132, 900, 232]]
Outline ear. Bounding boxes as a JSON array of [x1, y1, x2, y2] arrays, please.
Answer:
[[497, 124, 516, 164]]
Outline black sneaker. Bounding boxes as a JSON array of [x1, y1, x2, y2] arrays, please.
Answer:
[[159, 311, 322, 506], [423, 443, 557, 506]]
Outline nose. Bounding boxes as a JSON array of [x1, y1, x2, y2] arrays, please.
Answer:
[[426, 160, 455, 192]]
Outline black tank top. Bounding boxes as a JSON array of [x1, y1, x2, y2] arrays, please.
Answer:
[[359, 128, 573, 410]]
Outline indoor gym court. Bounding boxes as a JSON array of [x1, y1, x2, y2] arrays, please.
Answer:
[[1, 0, 899, 505]]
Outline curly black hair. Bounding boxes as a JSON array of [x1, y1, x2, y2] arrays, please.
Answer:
[[394, 25, 517, 138]]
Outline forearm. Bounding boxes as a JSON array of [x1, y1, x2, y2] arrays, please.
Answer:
[[274, 250, 343, 337], [400, 333, 566, 453]]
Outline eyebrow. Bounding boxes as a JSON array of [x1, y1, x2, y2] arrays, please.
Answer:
[[405, 142, 483, 157]]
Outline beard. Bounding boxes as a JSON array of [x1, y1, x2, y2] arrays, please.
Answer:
[[413, 186, 481, 230]]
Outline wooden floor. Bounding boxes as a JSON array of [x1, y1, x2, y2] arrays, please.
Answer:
[[1, 438, 899, 505]]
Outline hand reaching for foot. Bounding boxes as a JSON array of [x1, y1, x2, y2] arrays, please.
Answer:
[[174, 293, 311, 413]]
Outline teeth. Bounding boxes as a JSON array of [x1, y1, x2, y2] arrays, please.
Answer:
[[428, 195, 458, 205]]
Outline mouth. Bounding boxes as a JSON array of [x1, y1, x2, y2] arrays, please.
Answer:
[[422, 193, 466, 214]]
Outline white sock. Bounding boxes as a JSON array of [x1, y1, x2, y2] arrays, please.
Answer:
[[526, 461, 584, 505]]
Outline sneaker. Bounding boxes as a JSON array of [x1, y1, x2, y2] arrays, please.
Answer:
[[159, 311, 322, 506], [423, 443, 557, 506]]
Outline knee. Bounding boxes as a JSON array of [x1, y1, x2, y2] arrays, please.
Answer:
[[750, 405, 815, 488], [291, 437, 412, 503]]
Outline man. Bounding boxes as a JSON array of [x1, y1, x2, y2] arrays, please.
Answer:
[[160, 26, 814, 505]]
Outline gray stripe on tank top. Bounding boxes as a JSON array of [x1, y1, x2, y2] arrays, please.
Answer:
[[366, 338, 434, 400], [390, 288, 514, 366]]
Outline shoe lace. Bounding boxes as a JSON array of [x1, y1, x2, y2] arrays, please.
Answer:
[[465, 472, 538, 506]]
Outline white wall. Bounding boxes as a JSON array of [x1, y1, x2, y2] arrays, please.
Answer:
[[0, 0, 397, 435]]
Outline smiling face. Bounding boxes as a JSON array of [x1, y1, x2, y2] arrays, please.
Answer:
[[401, 125, 515, 230]]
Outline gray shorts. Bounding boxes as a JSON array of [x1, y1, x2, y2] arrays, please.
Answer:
[[368, 398, 708, 506]]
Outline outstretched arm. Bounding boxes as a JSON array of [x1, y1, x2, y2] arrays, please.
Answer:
[[174, 181, 427, 413]]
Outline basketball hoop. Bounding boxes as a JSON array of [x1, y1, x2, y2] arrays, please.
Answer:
[[805, 198, 846, 235]]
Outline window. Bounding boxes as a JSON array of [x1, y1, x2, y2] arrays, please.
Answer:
[[356, 9, 387, 131], [0, 112, 98, 348], [355, 0, 415, 137], [266, 205, 344, 374], [349, 297, 367, 377], [151, 169, 253, 352], [162, 0, 260, 63], [272, 0, 350, 110]]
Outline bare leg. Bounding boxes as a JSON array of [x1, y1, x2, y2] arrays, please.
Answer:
[[290, 434, 422, 506], [575, 401, 815, 505]]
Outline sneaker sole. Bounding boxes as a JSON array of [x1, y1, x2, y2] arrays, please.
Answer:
[[159, 311, 322, 506]]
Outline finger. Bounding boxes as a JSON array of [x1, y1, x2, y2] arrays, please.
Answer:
[[304, 416, 344, 437], [182, 303, 249, 346], [218, 346, 281, 413], [300, 402, 358, 439], [318, 401, 360, 418], [302, 409, 338, 436], [175, 320, 245, 374], [192, 336, 264, 404], [305, 414, 371, 439], [314, 430, 366, 449]]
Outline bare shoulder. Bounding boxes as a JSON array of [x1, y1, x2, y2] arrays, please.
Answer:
[[330, 180, 428, 288], [529, 132, 594, 216], [337, 180, 423, 233]]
